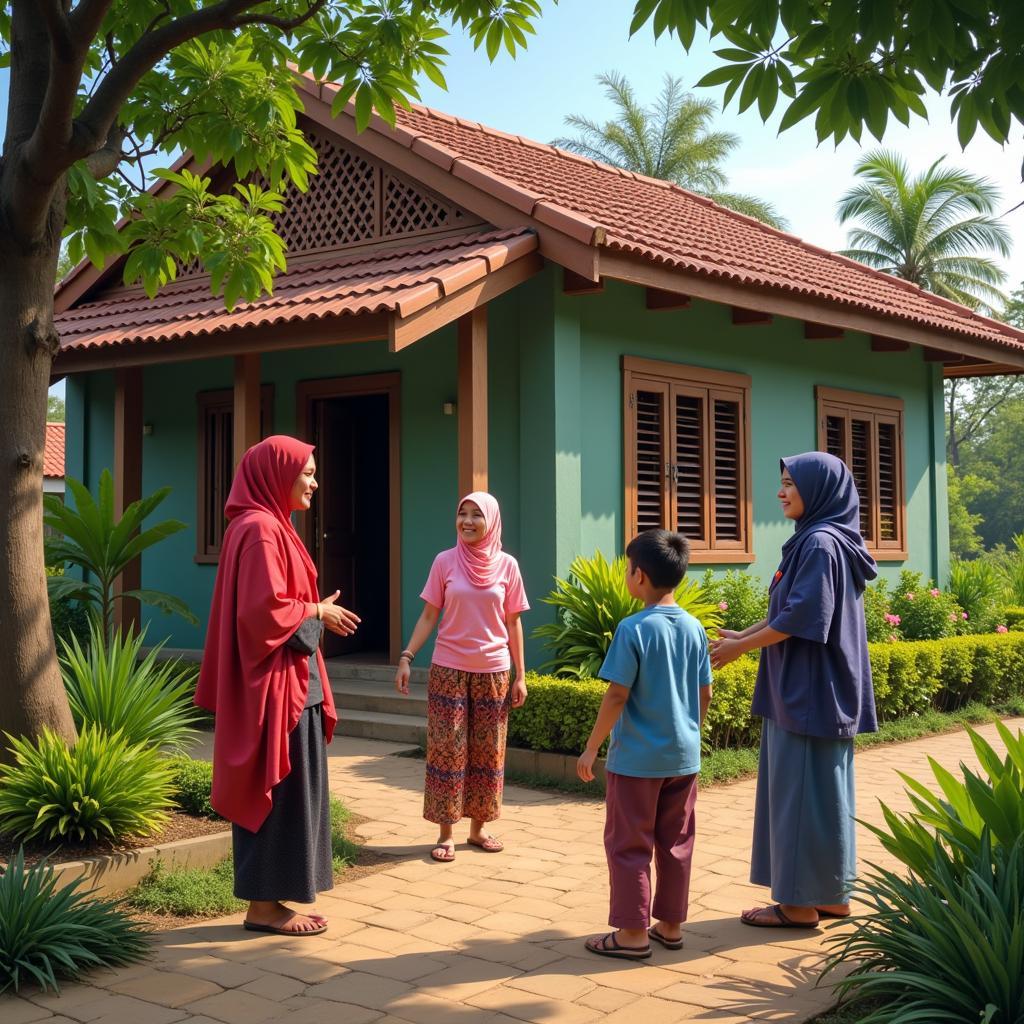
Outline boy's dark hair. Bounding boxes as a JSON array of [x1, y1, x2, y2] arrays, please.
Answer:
[[625, 530, 690, 590]]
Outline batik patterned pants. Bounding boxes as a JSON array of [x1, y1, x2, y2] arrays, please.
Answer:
[[423, 664, 510, 825]]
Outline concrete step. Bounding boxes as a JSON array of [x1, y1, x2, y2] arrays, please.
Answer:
[[324, 661, 429, 685], [336, 708, 426, 746], [331, 679, 428, 718]]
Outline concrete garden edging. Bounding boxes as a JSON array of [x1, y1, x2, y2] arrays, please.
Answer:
[[42, 828, 233, 897], [504, 745, 606, 785]]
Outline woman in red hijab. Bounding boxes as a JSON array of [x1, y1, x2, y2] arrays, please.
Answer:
[[394, 492, 529, 862], [196, 435, 359, 935]]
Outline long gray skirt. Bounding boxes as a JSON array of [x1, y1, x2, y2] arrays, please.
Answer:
[[750, 717, 856, 906], [232, 704, 334, 902]]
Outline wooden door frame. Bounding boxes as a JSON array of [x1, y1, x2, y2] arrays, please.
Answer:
[[297, 372, 402, 663]]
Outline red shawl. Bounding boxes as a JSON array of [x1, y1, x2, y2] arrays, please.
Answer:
[[195, 435, 337, 832]]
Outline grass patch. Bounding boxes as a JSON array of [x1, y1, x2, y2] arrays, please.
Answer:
[[127, 796, 359, 920], [128, 857, 244, 917], [854, 698, 1024, 750], [808, 998, 884, 1023], [500, 701, 1024, 798]]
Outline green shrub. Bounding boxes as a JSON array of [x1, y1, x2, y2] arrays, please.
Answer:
[[0, 726, 175, 843], [61, 620, 201, 752], [947, 557, 1002, 634], [0, 848, 149, 994], [510, 634, 1024, 753], [168, 757, 218, 818], [889, 570, 964, 640], [1001, 605, 1024, 631], [49, 592, 91, 652], [699, 570, 768, 631], [128, 857, 243, 917], [998, 533, 1024, 606], [330, 795, 358, 873], [863, 579, 895, 643], [825, 724, 1024, 1022]]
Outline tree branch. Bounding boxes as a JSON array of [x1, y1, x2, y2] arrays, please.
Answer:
[[231, 0, 329, 31], [36, 0, 75, 63], [82, 122, 126, 179]]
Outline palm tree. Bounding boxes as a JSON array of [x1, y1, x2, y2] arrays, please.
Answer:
[[552, 72, 787, 229], [837, 150, 1010, 311]]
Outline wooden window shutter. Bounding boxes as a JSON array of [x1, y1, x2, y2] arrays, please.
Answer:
[[711, 393, 743, 546], [630, 383, 670, 534], [673, 390, 706, 545], [816, 386, 906, 559], [196, 386, 274, 562], [623, 357, 752, 562]]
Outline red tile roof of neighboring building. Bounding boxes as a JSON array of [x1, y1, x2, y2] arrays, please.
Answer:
[[55, 228, 537, 352], [308, 81, 1023, 356], [44, 422, 65, 478]]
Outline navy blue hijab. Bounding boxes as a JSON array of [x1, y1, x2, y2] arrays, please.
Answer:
[[779, 452, 877, 593]]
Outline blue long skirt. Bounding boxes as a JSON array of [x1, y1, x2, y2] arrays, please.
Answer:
[[750, 718, 856, 906]]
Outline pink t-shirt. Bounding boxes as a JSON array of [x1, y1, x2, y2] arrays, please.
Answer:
[[420, 547, 530, 673]]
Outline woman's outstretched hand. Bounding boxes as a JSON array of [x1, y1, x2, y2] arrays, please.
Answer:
[[394, 660, 411, 694], [710, 635, 745, 670], [319, 590, 360, 636]]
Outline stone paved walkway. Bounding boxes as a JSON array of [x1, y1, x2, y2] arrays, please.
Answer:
[[5, 718, 1020, 1024]]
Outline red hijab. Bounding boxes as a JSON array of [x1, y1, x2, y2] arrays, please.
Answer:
[[456, 491, 504, 587], [195, 435, 337, 832]]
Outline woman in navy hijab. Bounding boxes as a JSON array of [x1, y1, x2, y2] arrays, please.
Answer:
[[711, 452, 877, 927]]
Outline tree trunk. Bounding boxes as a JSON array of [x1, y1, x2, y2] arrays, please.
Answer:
[[0, 226, 77, 752]]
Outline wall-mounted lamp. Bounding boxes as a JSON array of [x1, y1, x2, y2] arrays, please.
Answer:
[[142, 423, 154, 436], [442, 401, 456, 416]]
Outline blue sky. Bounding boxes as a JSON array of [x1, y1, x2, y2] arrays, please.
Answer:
[[5, 0, 1023, 405]]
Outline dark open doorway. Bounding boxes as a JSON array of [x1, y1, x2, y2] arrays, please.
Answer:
[[301, 374, 401, 661]]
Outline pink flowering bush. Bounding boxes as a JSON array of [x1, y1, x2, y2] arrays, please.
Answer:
[[889, 571, 964, 640], [699, 570, 768, 632], [864, 580, 897, 642]]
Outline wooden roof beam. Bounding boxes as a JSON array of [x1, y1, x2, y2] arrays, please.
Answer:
[[645, 287, 690, 311], [871, 335, 910, 352], [804, 321, 844, 340], [563, 268, 604, 295], [732, 306, 772, 325]]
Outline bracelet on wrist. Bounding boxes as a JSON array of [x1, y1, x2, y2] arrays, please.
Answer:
[[399, 649, 414, 663]]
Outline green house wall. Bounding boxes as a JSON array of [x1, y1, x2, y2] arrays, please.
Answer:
[[63, 263, 949, 661]]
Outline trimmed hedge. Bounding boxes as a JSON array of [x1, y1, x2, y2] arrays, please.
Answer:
[[1003, 606, 1024, 631], [509, 632, 1024, 756]]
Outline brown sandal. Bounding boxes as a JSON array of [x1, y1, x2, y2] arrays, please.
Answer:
[[430, 840, 455, 862], [585, 932, 651, 960], [741, 904, 819, 929], [467, 834, 504, 853]]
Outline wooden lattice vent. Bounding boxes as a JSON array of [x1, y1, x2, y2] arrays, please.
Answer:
[[176, 127, 477, 276]]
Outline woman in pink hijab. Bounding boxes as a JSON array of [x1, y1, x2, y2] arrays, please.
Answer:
[[196, 436, 359, 935], [395, 492, 529, 862]]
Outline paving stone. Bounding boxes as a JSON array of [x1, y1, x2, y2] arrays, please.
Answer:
[[0, 997, 56, 1023], [180, 989, 285, 1024], [306, 971, 412, 1010], [280, 996, 384, 1024], [238, 973, 307, 1001], [106, 971, 223, 1008]]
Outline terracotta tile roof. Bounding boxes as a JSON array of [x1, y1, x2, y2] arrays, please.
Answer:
[[56, 228, 536, 352], [44, 422, 65, 478], [312, 81, 1024, 355]]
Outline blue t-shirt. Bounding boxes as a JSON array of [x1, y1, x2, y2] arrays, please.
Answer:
[[599, 605, 712, 778]]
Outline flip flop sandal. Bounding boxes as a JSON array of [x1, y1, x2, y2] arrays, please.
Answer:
[[430, 841, 456, 862], [648, 927, 685, 950], [467, 835, 504, 852], [585, 932, 652, 960], [740, 904, 819, 929], [243, 918, 327, 937]]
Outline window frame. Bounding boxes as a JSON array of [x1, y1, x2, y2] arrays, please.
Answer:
[[623, 355, 753, 563], [815, 385, 907, 561], [195, 386, 274, 563]]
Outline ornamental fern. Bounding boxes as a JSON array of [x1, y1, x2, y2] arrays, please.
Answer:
[[534, 550, 722, 678], [0, 726, 174, 843]]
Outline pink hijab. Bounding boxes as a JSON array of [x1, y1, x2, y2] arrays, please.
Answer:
[[456, 491, 504, 587]]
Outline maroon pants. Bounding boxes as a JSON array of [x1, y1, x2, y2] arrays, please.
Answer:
[[604, 771, 698, 929]]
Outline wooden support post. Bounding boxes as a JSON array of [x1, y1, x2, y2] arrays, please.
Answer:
[[233, 353, 262, 469], [804, 321, 844, 340], [458, 307, 488, 497], [732, 307, 772, 325], [113, 367, 143, 633], [645, 287, 691, 311]]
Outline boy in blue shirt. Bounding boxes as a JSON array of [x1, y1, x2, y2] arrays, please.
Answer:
[[577, 530, 713, 959]]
